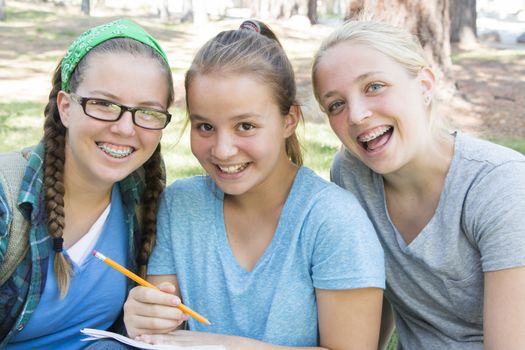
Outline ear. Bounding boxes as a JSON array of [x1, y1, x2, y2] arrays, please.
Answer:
[[283, 104, 301, 138], [418, 67, 435, 98], [56, 91, 72, 128]]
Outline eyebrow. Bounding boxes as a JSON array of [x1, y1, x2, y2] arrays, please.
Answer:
[[321, 71, 384, 101], [189, 113, 265, 122], [89, 90, 165, 110]]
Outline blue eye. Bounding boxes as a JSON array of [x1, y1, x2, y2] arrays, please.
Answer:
[[366, 83, 385, 93], [327, 100, 344, 114]]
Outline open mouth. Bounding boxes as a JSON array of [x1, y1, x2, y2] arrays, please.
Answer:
[[97, 142, 135, 159], [357, 126, 393, 151], [217, 163, 250, 174]]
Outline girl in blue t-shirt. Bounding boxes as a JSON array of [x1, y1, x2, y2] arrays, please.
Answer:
[[123, 20, 385, 350]]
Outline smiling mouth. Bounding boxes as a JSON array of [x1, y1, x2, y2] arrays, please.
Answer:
[[97, 142, 135, 158], [217, 163, 250, 174], [357, 126, 393, 151]]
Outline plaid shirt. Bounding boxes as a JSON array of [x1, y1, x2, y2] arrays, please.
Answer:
[[0, 142, 146, 346]]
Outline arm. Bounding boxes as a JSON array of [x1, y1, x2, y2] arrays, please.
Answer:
[[378, 296, 395, 350], [483, 266, 525, 349], [137, 288, 383, 350], [123, 274, 188, 338], [317, 288, 383, 350]]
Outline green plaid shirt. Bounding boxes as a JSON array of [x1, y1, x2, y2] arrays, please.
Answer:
[[0, 142, 146, 346]]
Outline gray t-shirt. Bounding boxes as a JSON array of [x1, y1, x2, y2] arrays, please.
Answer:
[[331, 131, 525, 349]]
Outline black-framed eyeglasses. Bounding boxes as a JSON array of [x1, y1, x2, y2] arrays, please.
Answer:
[[69, 93, 171, 130]]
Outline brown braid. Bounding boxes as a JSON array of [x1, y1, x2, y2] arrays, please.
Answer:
[[41, 38, 174, 297], [137, 145, 165, 278], [43, 60, 73, 297]]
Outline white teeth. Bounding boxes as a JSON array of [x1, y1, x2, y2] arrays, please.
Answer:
[[218, 163, 248, 174], [97, 143, 134, 158], [358, 126, 392, 143]]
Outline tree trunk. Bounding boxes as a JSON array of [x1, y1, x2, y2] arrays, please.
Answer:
[[358, 0, 452, 72], [449, 0, 477, 46], [81, 0, 90, 15], [158, 0, 170, 20], [308, 0, 318, 24], [345, 0, 364, 20], [0, 0, 5, 21]]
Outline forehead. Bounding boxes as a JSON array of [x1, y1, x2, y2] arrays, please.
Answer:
[[77, 52, 169, 102], [318, 42, 401, 74], [187, 73, 278, 118]]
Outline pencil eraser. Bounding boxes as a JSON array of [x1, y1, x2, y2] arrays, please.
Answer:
[[92, 250, 98, 256]]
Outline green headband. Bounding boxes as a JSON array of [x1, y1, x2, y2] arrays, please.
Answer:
[[61, 18, 169, 91]]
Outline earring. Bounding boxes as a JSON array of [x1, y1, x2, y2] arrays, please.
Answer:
[[424, 95, 432, 105]]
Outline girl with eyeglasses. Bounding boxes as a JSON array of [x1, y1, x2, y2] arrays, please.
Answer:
[[0, 19, 173, 349]]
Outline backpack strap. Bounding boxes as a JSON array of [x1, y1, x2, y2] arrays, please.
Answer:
[[0, 148, 32, 286]]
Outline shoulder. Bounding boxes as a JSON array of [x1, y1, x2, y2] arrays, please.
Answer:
[[330, 147, 375, 189], [296, 167, 371, 225], [457, 132, 525, 166], [454, 132, 525, 191]]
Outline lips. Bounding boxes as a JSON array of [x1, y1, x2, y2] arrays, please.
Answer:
[[96, 142, 135, 158], [357, 126, 393, 151]]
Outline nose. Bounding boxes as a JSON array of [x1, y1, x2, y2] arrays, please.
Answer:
[[347, 98, 372, 125], [211, 131, 237, 160], [111, 110, 136, 136]]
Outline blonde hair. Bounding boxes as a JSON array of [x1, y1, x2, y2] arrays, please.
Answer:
[[185, 20, 303, 166]]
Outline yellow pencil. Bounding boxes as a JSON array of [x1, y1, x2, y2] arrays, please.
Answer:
[[93, 250, 211, 325]]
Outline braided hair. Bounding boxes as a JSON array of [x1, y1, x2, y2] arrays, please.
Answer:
[[44, 38, 173, 297]]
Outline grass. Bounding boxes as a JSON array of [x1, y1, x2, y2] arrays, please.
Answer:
[[452, 47, 525, 63]]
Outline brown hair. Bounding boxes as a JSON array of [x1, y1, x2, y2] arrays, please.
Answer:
[[44, 38, 173, 297], [184, 20, 303, 165]]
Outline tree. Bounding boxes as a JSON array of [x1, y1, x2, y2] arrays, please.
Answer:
[[449, 0, 477, 46], [351, 0, 452, 72], [81, 0, 90, 15], [308, 0, 318, 24], [0, 0, 5, 21]]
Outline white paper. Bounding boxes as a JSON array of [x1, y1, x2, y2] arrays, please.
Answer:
[[80, 328, 226, 350]]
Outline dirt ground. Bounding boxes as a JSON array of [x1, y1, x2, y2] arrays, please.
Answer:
[[1, 1, 524, 139]]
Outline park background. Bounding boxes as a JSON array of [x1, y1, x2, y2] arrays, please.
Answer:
[[0, 0, 524, 348], [1, 0, 524, 182]]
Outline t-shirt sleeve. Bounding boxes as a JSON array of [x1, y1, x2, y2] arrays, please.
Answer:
[[147, 187, 178, 276], [463, 161, 525, 272], [310, 186, 385, 290]]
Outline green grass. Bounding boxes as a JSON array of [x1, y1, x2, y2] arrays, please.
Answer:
[[452, 48, 525, 63]]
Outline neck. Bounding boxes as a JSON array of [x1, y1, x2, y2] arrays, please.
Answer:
[[383, 131, 454, 193]]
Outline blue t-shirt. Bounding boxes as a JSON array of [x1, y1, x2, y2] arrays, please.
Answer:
[[149, 167, 385, 346], [7, 185, 129, 350]]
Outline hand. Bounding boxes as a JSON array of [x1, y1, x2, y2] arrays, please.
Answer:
[[123, 282, 189, 338]]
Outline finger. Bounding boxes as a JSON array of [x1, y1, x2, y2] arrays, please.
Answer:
[[157, 282, 176, 294], [129, 285, 181, 307]]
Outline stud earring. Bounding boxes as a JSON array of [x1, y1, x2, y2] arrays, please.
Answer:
[[424, 95, 432, 105]]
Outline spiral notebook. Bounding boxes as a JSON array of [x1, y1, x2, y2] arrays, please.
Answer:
[[81, 328, 226, 350]]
